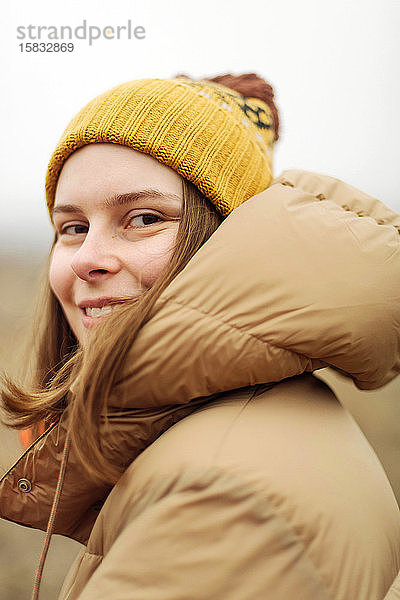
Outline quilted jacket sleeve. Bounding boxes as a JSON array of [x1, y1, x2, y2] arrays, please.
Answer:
[[72, 476, 333, 600]]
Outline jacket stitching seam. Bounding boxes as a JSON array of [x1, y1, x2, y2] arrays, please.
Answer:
[[210, 388, 259, 464], [160, 296, 295, 354], [276, 174, 400, 234]]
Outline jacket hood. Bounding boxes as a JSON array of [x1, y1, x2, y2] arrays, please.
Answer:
[[1, 169, 400, 543]]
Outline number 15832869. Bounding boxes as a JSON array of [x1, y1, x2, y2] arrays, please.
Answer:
[[19, 42, 75, 52]]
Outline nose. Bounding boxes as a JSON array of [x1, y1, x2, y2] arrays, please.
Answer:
[[70, 230, 121, 282]]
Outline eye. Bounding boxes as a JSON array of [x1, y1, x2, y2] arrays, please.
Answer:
[[128, 213, 164, 227], [60, 224, 88, 235]]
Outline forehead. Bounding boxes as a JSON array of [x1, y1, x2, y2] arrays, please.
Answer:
[[54, 143, 184, 207]]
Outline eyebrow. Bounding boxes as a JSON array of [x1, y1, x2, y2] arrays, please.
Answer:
[[51, 189, 182, 218]]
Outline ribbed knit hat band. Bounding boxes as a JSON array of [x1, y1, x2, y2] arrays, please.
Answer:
[[45, 76, 277, 216]]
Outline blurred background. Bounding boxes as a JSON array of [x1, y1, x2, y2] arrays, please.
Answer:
[[1, 0, 400, 597]]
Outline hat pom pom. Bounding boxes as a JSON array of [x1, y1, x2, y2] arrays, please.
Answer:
[[175, 72, 279, 141], [206, 73, 280, 141]]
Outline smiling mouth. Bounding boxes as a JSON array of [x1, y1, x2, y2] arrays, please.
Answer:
[[82, 303, 126, 318], [84, 306, 112, 318]]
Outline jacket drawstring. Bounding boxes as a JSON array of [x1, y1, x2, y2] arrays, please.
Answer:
[[31, 432, 71, 600]]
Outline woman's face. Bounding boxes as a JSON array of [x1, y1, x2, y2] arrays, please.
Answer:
[[49, 143, 183, 345]]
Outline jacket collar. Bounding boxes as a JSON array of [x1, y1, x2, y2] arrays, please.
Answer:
[[2, 169, 399, 542]]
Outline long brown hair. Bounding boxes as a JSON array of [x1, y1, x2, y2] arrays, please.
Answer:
[[1, 179, 223, 482]]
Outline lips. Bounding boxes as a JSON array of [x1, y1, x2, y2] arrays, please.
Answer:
[[78, 297, 132, 328], [78, 297, 129, 309]]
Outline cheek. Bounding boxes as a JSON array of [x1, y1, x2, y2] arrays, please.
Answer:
[[49, 247, 73, 305], [130, 231, 177, 287]]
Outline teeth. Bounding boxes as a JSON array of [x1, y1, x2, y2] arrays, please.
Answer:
[[85, 305, 114, 318]]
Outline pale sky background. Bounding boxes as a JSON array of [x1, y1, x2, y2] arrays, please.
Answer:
[[0, 0, 399, 254]]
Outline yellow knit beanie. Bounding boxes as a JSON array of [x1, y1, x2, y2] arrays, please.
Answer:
[[45, 74, 279, 217]]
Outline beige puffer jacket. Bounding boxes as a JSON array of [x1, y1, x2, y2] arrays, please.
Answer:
[[1, 169, 400, 599]]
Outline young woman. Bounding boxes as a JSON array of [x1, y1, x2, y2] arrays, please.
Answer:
[[1, 73, 400, 600]]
